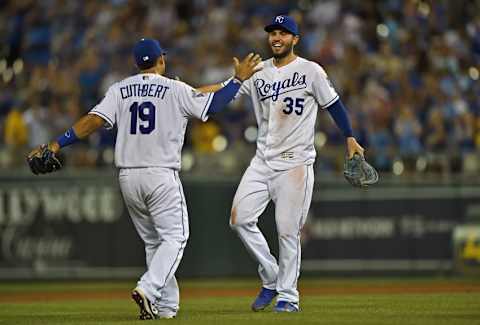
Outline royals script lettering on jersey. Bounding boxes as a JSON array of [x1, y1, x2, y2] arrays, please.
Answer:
[[89, 73, 213, 168], [237, 57, 339, 170]]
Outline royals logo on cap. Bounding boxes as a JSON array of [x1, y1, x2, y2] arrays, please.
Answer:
[[264, 15, 299, 36]]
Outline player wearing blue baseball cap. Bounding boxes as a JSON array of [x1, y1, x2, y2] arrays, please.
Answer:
[[224, 14, 365, 314], [264, 15, 299, 35], [26, 35, 263, 320], [196, 14, 364, 314], [132, 38, 167, 70], [263, 15, 300, 61]]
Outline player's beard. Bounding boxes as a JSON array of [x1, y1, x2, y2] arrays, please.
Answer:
[[271, 41, 294, 59]]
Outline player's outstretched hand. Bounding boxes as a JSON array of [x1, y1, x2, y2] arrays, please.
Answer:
[[233, 53, 262, 82]]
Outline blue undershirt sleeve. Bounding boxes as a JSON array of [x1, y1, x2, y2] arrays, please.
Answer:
[[326, 99, 353, 138], [207, 78, 242, 115]]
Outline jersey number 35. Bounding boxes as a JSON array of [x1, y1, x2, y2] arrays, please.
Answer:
[[283, 97, 304, 116]]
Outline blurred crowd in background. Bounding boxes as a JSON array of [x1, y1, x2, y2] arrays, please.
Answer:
[[1, 0, 480, 177]]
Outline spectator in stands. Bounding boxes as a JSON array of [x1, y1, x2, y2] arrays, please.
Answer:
[[394, 104, 423, 170], [4, 106, 28, 167], [0, 0, 479, 176]]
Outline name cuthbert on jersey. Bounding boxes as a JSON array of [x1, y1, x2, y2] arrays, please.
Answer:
[[120, 83, 170, 99], [254, 72, 307, 102]]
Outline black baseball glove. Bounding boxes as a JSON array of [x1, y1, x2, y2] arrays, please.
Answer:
[[343, 153, 379, 187], [26, 144, 62, 175]]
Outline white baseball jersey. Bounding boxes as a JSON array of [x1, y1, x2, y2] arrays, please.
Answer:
[[237, 56, 338, 170], [88, 73, 213, 169]]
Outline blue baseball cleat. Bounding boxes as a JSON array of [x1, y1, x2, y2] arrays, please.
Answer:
[[251, 287, 278, 311], [274, 301, 299, 312]]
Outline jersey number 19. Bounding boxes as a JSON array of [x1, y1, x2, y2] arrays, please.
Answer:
[[129, 101, 156, 134]]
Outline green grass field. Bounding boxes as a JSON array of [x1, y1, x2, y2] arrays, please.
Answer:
[[1, 278, 479, 324]]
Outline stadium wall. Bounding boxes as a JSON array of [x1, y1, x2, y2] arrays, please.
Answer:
[[0, 171, 479, 279]]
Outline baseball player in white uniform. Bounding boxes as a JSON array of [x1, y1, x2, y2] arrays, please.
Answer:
[[26, 38, 261, 319], [207, 15, 365, 312]]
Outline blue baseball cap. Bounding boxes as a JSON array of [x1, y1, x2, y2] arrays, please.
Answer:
[[264, 15, 299, 36], [133, 38, 167, 69]]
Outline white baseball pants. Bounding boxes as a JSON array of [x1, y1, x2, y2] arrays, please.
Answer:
[[119, 167, 189, 314], [230, 156, 314, 304]]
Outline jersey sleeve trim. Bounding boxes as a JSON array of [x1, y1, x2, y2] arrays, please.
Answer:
[[88, 110, 114, 129], [200, 92, 214, 121], [221, 77, 233, 87], [321, 95, 339, 109]]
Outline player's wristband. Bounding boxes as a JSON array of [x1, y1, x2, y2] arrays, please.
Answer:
[[56, 127, 79, 148]]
